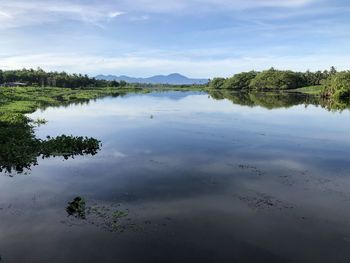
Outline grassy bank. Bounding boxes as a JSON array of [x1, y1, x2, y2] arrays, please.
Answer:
[[290, 85, 325, 95], [0, 86, 144, 123], [0, 85, 209, 125]]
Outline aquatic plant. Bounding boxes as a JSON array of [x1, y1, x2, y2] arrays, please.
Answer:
[[33, 118, 48, 126], [0, 87, 118, 174], [66, 199, 130, 232], [66, 197, 87, 219], [0, 121, 101, 174]]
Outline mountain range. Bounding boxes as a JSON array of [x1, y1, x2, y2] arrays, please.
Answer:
[[95, 73, 209, 85]]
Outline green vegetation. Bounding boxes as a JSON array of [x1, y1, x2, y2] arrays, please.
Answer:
[[0, 83, 201, 175], [66, 197, 87, 219], [208, 66, 350, 103], [112, 210, 129, 220], [0, 86, 134, 174], [0, 68, 208, 91], [322, 71, 350, 100], [0, 119, 101, 174], [41, 135, 100, 159], [249, 69, 305, 90], [1, 68, 349, 175], [208, 90, 350, 111], [209, 67, 338, 93], [3, 67, 348, 100], [78, 201, 130, 231], [209, 78, 226, 89], [223, 71, 258, 90], [0, 86, 152, 125], [0, 68, 126, 88], [291, 85, 325, 95], [209, 90, 309, 109]]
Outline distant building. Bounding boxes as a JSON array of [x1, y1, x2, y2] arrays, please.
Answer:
[[0, 82, 28, 87]]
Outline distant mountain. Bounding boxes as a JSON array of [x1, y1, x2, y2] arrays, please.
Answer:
[[95, 73, 209, 85]]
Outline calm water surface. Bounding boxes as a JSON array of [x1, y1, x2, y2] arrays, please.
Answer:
[[1, 91, 350, 262]]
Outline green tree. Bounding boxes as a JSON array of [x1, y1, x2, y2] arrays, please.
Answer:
[[323, 71, 350, 100], [209, 78, 226, 89], [0, 68, 125, 89], [249, 68, 304, 90], [223, 71, 257, 90]]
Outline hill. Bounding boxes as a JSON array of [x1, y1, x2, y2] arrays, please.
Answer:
[[96, 73, 209, 85]]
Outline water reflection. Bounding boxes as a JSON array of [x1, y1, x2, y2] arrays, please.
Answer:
[[1, 90, 350, 263], [209, 90, 350, 111]]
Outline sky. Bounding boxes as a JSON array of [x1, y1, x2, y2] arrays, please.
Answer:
[[0, 0, 350, 78]]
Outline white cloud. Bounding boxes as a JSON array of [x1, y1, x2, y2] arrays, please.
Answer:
[[0, 0, 341, 78], [0, 1, 124, 29], [0, 0, 315, 30], [0, 10, 11, 18], [115, 0, 314, 13], [108, 11, 125, 18], [250, 0, 314, 8]]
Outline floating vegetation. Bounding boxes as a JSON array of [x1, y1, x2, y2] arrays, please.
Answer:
[[32, 118, 48, 126], [86, 205, 130, 232], [62, 197, 168, 233], [236, 192, 294, 211], [0, 86, 162, 174], [112, 210, 129, 219], [65, 197, 131, 231], [64, 197, 131, 231], [0, 121, 101, 174], [41, 135, 101, 160], [238, 164, 264, 176], [66, 197, 86, 219]]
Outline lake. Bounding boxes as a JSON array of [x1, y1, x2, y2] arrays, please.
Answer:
[[1, 91, 350, 262]]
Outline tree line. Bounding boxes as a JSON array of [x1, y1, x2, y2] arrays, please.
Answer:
[[209, 67, 338, 90], [209, 67, 350, 100], [0, 68, 127, 88], [1, 67, 349, 100]]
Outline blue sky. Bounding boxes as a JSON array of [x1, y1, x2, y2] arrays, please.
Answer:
[[0, 0, 350, 78]]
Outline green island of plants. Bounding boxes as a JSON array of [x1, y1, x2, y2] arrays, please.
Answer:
[[0, 118, 102, 174]]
